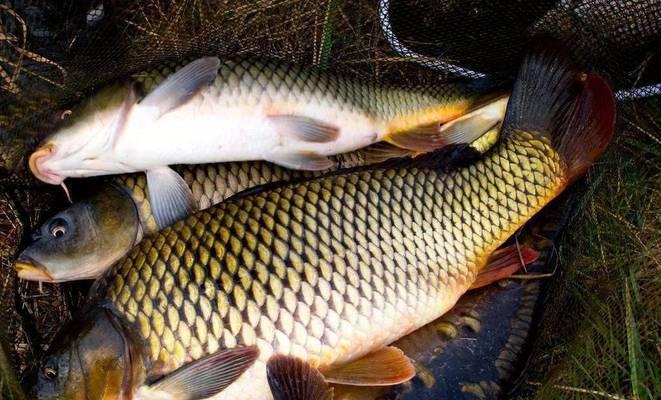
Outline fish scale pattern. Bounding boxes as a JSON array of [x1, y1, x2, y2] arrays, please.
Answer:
[[212, 58, 475, 121], [106, 129, 566, 381], [132, 57, 482, 132], [115, 153, 370, 236]]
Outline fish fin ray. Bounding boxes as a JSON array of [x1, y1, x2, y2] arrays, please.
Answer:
[[322, 346, 415, 386], [437, 96, 508, 148], [140, 57, 220, 118], [471, 244, 539, 289], [384, 101, 505, 153], [148, 346, 259, 400], [146, 166, 198, 229], [266, 355, 334, 400], [384, 123, 446, 152], [268, 149, 335, 171], [503, 42, 615, 182], [355, 142, 417, 164], [268, 115, 340, 143]]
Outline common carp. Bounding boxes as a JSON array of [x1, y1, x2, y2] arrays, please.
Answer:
[[28, 56, 507, 228], [16, 128, 502, 283], [29, 46, 615, 400]]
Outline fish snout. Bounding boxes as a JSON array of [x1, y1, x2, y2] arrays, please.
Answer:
[[15, 256, 55, 282], [29, 144, 63, 185]]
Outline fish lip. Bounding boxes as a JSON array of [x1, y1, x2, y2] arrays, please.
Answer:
[[15, 257, 55, 282], [29, 144, 63, 185]]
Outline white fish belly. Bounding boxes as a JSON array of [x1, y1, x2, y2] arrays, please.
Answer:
[[117, 95, 384, 170], [209, 277, 468, 400]]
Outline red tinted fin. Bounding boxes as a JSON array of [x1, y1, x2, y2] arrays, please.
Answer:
[[553, 72, 616, 183], [503, 42, 616, 183], [471, 244, 539, 289]]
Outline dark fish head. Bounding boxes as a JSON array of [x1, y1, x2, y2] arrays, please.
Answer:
[[30, 308, 144, 400], [16, 185, 140, 282]]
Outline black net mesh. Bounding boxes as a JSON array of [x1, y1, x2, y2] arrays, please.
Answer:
[[0, 1, 659, 399]]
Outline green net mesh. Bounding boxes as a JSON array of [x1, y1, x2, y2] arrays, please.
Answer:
[[0, 1, 659, 399]]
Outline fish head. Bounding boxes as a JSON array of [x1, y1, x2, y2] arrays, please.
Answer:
[[31, 308, 144, 400], [29, 83, 136, 184], [16, 185, 141, 282]]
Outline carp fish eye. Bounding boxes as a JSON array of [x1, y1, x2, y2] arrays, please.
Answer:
[[43, 366, 57, 380], [48, 218, 68, 238]]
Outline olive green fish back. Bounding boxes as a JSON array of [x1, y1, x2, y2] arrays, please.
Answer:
[[132, 58, 482, 122]]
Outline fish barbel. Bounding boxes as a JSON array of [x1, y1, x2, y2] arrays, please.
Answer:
[[28, 56, 507, 228], [16, 127, 502, 283], [30, 46, 615, 400]]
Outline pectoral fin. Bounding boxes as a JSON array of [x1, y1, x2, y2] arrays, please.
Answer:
[[268, 115, 340, 143], [140, 57, 220, 118], [470, 244, 539, 289], [266, 355, 334, 400], [146, 166, 198, 229], [268, 149, 335, 171], [148, 346, 259, 400], [322, 346, 415, 386]]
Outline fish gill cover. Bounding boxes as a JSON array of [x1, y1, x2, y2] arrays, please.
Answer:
[[0, 1, 659, 399]]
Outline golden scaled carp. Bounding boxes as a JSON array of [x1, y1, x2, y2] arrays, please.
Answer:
[[28, 56, 508, 228], [15, 128, 502, 283], [29, 46, 615, 400]]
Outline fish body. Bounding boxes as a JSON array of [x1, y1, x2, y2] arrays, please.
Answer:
[[28, 57, 505, 229], [17, 128, 502, 283], [30, 47, 615, 400], [112, 125, 565, 400]]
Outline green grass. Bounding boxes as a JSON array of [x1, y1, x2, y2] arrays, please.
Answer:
[[526, 99, 660, 400]]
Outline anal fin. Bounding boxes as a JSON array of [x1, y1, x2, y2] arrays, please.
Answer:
[[146, 346, 259, 400], [322, 346, 415, 386], [268, 115, 340, 143], [384, 96, 508, 153], [267, 355, 333, 400], [146, 166, 198, 229], [356, 142, 418, 164], [438, 96, 508, 147], [471, 244, 539, 289]]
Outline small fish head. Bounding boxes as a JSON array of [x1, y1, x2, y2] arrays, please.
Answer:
[[30, 308, 144, 400], [29, 83, 136, 184], [16, 185, 141, 282]]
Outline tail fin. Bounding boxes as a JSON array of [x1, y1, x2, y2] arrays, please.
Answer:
[[503, 43, 616, 182], [554, 73, 616, 182]]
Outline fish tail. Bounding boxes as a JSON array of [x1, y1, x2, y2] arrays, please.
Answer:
[[503, 42, 616, 182]]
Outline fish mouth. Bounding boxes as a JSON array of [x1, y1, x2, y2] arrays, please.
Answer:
[[15, 258, 55, 282], [29, 144, 63, 185]]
